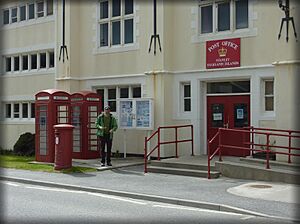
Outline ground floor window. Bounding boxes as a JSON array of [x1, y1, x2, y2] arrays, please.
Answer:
[[2, 101, 35, 120], [263, 79, 274, 112], [96, 85, 141, 112]]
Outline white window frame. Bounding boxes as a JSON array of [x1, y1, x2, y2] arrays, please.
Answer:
[[96, 0, 137, 54], [11, 7, 18, 23], [194, 0, 256, 42], [181, 83, 192, 113], [2, 101, 35, 122], [3, 8, 10, 25], [261, 78, 275, 118], [97, 85, 142, 114]]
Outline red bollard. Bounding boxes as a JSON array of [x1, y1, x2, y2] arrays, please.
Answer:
[[54, 124, 74, 170]]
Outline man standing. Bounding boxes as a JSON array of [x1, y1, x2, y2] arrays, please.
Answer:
[[95, 105, 118, 166]]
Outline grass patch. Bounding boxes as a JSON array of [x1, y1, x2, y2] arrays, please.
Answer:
[[0, 155, 97, 173]]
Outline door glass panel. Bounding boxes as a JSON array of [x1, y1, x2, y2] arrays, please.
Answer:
[[234, 104, 248, 127], [211, 104, 224, 127], [207, 81, 250, 94]]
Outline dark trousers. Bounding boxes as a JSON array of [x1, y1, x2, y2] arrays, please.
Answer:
[[100, 134, 112, 164]]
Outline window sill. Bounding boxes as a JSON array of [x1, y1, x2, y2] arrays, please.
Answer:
[[1, 15, 55, 30], [93, 43, 139, 55], [1, 68, 55, 77], [0, 119, 35, 125], [192, 28, 257, 43]]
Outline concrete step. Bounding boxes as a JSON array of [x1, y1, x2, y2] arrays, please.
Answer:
[[215, 160, 300, 185], [150, 160, 217, 171], [240, 157, 300, 171], [147, 166, 220, 179]]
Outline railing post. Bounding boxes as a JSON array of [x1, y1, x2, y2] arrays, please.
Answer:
[[250, 126, 254, 156], [288, 131, 292, 163], [218, 129, 222, 162], [158, 127, 161, 161], [144, 136, 148, 173], [191, 125, 194, 156], [266, 134, 270, 169], [175, 127, 178, 158], [207, 139, 211, 179]]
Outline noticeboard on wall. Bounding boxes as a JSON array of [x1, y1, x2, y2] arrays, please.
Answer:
[[118, 99, 154, 130]]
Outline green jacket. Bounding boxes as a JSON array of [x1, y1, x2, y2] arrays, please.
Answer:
[[95, 113, 118, 139]]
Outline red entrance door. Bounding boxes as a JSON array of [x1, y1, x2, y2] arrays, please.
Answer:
[[207, 95, 250, 156]]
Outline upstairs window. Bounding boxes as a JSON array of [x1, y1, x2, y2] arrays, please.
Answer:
[[11, 7, 18, 23], [28, 3, 35, 20], [6, 57, 11, 72], [37, 1, 44, 18], [20, 5, 26, 21], [47, 0, 53, 15], [3, 9, 9, 25], [14, 56, 20, 71], [199, 0, 249, 35], [99, 0, 134, 48]]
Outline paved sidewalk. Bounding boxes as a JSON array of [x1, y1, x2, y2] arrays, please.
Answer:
[[1, 157, 299, 222]]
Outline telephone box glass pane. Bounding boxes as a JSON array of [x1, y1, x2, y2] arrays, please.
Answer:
[[211, 104, 224, 127], [234, 104, 248, 127], [72, 106, 81, 152], [58, 105, 68, 124], [88, 106, 98, 151], [38, 106, 47, 155]]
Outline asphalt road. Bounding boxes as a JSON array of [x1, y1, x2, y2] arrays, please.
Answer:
[[1, 180, 297, 224]]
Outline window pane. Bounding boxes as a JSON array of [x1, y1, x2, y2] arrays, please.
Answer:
[[100, 23, 108, 47], [3, 9, 9, 24], [37, 1, 44, 17], [108, 88, 116, 99], [125, 0, 133, 15], [49, 52, 55, 68], [47, 0, 53, 15], [14, 104, 19, 118], [236, 0, 248, 29], [5, 104, 11, 118], [112, 0, 121, 17], [14, 56, 20, 71], [22, 103, 28, 118], [29, 4, 35, 19], [100, 1, 108, 19], [96, 89, 104, 111], [31, 103, 35, 118], [6, 57, 11, 72], [218, 2, 230, 31], [184, 99, 191, 112], [112, 21, 121, 45], [265, 81, 274, 95], [265, 97, 274, 111], [207, 81, 250, 94], [23, 55, 28, 70], [124, 19, 133, 44], [201, 5, 212, 34], [184, 84, 191, 97], [11, 8, 17, 23], [31, 54, 37, 69], [108, 101, 116, 112], [120, 88, 129, 98], [20, 6, 26, 21], [132, 87, 141, 98], [40, 53, 46, 68]]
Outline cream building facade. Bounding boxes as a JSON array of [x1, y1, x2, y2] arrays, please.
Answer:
[[1, 0, 299, 161]]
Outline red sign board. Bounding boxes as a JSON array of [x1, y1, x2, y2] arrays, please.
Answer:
[[206, 38, 240, 69]]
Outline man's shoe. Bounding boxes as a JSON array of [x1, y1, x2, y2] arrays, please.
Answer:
[[101, 163, 105, 167], [107, 163, 112, 166]]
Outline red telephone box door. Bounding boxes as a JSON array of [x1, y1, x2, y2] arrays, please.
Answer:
[[207, 95, 250, 156]]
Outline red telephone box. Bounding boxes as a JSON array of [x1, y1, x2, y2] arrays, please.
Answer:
[[35, 89, 71, 162], [70, 91, 101, 159]]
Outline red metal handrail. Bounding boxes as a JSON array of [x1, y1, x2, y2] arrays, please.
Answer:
[[144, 124, 194, 173], [207, 127, 300, 179]]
